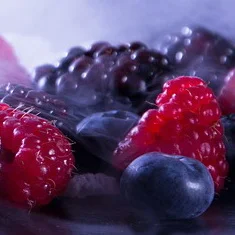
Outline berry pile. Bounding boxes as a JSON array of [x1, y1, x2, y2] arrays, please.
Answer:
[[113, 76, 228, 192], [0, 83, 115, 173], [32, 42, 171, 114], [1, 26, 235, 220]]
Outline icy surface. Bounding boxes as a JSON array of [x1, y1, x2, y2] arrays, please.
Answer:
[[64, 173, 119, 198]]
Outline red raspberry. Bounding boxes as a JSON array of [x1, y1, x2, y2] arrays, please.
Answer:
[[218, 69, 235, 115], [0, 36, 18, 63], [0, 103, 75, 208], [113, 76, 228, 192]]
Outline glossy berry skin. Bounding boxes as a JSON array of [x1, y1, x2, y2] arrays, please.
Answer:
[[57, 47, 85, 71], [0, 103, 75, 208], [120, 152, 214, 219], [114, 76, 229, 192], [33, 42, 170, 113], [218, 69, 235, 115], [157, 26, 235, 68], [33, 64, 56, 83], [76, 110, 139, 163], [156, 26, 235, 95], [221, 114, 235, 174]]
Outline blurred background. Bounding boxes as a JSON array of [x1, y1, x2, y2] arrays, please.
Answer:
[[1, 0, 234, 68]]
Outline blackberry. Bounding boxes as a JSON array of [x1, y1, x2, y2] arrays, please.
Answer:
[[33, 41, 171, 114], [0, 83, 107, 173], [157, 26, 235, 68], [156, 26, 235, 95]]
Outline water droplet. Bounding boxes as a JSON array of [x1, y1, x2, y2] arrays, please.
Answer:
[[49, 149, 55, 155], [121, 76, 128, 83], [181, 26, 192, 36], [139, 81, 146, 92], [175, 51, 184, 62]]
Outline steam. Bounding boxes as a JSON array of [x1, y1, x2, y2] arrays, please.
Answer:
[[1, 0, 235, 69]]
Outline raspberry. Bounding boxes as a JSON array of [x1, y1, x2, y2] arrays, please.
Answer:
[[0, 36, 31, 87], [0, 103, 75, 208], [113, 76, 228, 192], [0, 36, 18, 63]]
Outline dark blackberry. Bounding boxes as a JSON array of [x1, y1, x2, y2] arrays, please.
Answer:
[[33, 41, 171, 115], [0, 83, 108, 173], [156, 26, 235, 95], [157, 26, 235, 68]]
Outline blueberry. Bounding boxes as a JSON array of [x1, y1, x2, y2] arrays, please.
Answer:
[[120, 152, 214, 219], [76, 110, 139, 163], [221, 114, 235, 175]]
